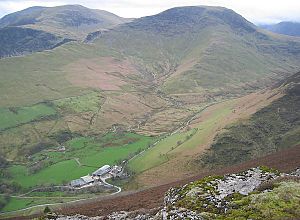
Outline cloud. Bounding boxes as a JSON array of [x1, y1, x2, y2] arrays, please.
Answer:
[[0, 0, 299, 24]]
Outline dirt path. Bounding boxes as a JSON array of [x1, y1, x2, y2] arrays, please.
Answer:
[[101, 177, 122, 195]]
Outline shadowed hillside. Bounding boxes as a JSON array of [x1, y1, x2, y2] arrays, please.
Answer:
[[0, 27, 73, 58]]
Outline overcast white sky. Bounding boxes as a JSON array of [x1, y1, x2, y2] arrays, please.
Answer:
[[0, 0, 299, 24]]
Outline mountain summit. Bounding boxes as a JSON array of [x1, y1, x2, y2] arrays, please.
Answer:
[[126, 6, 256, 35]]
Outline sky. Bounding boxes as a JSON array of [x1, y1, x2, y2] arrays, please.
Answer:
[[0, 0, 300, 24]]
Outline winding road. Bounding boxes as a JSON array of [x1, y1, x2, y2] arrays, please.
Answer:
[[0, 177, 122, 216]]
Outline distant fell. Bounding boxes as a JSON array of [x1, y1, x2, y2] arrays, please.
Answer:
[[0, 5, 131, 57], [0, 5, 131, 39], [261, 22, 300, 37]]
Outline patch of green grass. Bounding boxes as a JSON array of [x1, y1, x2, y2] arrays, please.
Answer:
[[128, 129, 195, 173], [73, 133, 156, 167], [0, 103, 56, 130], [53, 91, 103, 113], [8, 161, 91, 189], [1, 197, 75, 212]]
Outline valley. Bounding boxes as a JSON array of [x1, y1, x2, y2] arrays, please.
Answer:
[[0, 4, 299, 218]]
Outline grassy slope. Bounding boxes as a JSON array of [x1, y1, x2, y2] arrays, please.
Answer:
[[128, 100, 234, 173], [0, 42, 116, 107], [0, 103, 56, 130], [201, 72, 300, 167]]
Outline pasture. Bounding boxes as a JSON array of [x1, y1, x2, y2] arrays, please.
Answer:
[[0, 103, 56, 130], [6, 132, 157, 189]]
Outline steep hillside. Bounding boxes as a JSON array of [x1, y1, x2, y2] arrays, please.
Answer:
[[0, 27, 73, 58], [202, 72, 300, 167], [261, 22, 300, 37]]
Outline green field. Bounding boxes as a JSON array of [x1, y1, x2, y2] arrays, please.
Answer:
[[128, 129, 196, 173], [1, 197, 76, 213], [53, 91, 103, 113], [6, 132, 156, 189], [0, 103, 56, 130]]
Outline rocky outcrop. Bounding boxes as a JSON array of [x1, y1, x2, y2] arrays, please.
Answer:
[[52, 167, 300, 220]]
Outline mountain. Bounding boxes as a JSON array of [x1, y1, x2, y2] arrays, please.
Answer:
[[0, 5, 131, 39], [261, 22, 300, 37], [0, 5, 131, 57], [92, 6, 300, 95]]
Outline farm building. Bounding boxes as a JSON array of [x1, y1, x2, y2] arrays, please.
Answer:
[[81, 175, 94, 184], [70, 175, 94, 187], [92, 165, 111, 176], [70, 179, 85, 187], [109, 165, 122, 177]]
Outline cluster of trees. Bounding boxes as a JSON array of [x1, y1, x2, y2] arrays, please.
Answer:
[[0, 195, 10, 211], [0, 181, 21, 194], [0, 156, 8, 168]]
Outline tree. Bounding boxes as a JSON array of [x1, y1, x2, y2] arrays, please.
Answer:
[[177, 140, 182, 146], [44, 206, 51, 214]]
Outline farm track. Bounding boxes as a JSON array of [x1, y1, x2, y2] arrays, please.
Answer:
[[5, 144, 300, 220]]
